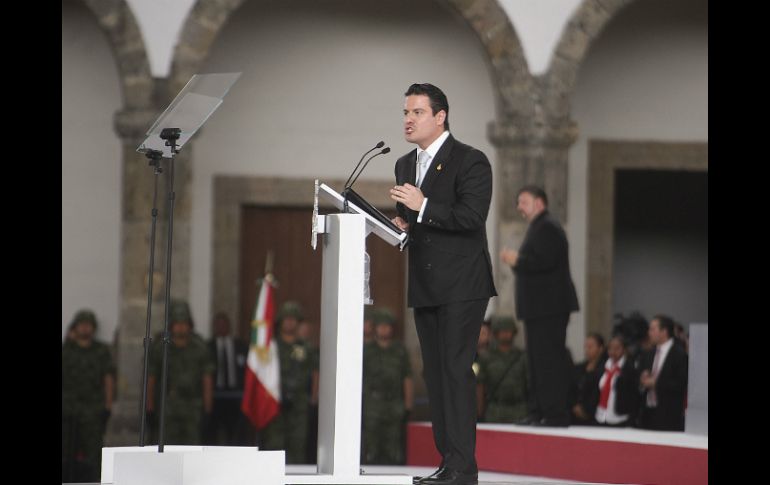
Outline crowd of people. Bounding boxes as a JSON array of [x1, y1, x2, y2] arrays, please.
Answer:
[[473, 312, 689, 432], [62, 301, 690, 484]]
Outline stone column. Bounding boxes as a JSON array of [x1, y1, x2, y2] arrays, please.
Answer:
[[489, 114, 578, 330], [105, 105, 195, 446]]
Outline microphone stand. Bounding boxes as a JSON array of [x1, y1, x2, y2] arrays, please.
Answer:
[[343, 142, 383, 212], [156, 127, 181, 453], [346, 147, 391, 192], [342, 146, 390, 308], [139, 149, 163, 446]]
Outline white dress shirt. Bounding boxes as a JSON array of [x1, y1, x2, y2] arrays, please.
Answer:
[[415, 130, 450, 223], [646, 337, 674, 407], [216, 336, 237, 389], [595, 355, 629, 425]]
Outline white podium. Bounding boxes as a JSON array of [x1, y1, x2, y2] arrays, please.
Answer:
[[286, 184, 410, 484]]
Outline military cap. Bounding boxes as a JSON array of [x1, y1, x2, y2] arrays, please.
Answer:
[[491, 315, 518, 333], [169, 299, 192, 324], [275, 300, 304, 324], [69, 309, 98, 330], [372, 308, 397, 327]]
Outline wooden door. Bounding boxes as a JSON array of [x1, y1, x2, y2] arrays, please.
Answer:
[[239, 206, 407, 341]]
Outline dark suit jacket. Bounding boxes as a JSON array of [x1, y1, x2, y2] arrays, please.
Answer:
[[395, 134, 497, 307], [569, 358, 606, 423], [513, 210, 579, 320], [207, 336, 249, 391], [640, 342, 688, 430], [613, 356, 641, 418]]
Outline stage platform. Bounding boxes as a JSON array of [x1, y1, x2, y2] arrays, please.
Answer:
[[288, 465, 618, 484], [407, 422, 708, 485], [72, 465, 633, 485]]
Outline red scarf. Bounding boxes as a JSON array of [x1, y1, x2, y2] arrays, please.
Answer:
[[598, 362, 621, 409]]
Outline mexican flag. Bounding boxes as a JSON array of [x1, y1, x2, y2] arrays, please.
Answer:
[[240, 274, 281, 429]]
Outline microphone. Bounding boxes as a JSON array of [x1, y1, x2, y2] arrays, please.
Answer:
[[344, 141, 384, 189], [346, 146, 390, 189]]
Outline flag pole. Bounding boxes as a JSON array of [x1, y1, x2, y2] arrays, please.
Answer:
[[265, 250, 274, 276], [241, 249, 282, 431], [260, 250, 278, 287]]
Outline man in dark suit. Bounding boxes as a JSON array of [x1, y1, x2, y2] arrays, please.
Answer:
[[639, 315, 688, 431], [390, 83, 496, 485], [205, 312, 249, 445], [500, 185, 579, 427]]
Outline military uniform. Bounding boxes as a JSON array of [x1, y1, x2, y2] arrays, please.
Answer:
[[62, 310, 115, 483], [260, 337, 318, 463], [260, 301, 319, 464], [361, 309, 412, 465], [150, 338, 214, 444], [477, 316, 529, 423], [149, 300, 215, 445]]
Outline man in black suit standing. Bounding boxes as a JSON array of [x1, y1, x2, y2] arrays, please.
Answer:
[[205, 312, 249, 445], [390, 83, 496, 485], [639, 315, 688, 431], [500, 186, 579, 427]]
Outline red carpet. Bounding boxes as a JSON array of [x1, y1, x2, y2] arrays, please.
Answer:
[[407, 422, 707, 485]]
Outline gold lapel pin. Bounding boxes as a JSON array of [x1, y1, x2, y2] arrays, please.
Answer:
[[436, 164, 442, 171]]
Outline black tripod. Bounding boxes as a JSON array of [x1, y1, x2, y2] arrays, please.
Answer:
[[138, 148, 163, 446], [138, 128, 181, 452]]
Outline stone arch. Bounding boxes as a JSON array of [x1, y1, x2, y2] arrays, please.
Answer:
[[543, 0, 638, 120], [169, 0, 534, 119], [77, 0, 154, 110]]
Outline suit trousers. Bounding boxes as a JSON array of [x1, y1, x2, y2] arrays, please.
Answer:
[[523, 314, 571, 422], [414, 298, 488, 474], [640, 405, 684, 432]]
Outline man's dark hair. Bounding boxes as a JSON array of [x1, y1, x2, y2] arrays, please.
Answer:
[[652, 314, 676, 339], [517, 185, 549, 206], [405, 83, 449, 131]]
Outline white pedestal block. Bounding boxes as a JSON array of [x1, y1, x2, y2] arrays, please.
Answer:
[[101, 446, 284, 485]]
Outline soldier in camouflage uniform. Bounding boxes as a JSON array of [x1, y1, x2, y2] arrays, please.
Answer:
[[476, 316, 529, 423], [260, 301, 319, 464], [362, 308, 414, 464], [147, 300, 214, 445], [62, 309, 115, 483]]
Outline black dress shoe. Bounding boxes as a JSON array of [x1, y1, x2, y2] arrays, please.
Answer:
[[413, 466, 446, 484], [423, 469, 478, 485], [418, 467, 452, 484]]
